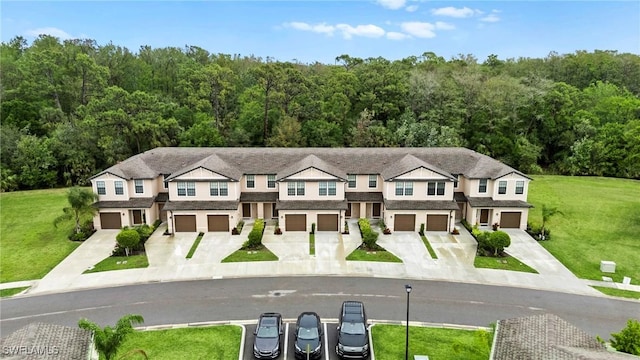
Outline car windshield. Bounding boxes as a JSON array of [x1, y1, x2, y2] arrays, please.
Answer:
[[256, 326, 278, 338], [340, 322, 365, 335], [297, 326, 319, 340]]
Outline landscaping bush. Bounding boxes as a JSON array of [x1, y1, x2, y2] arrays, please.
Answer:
[[461, 219, 472, 232], [311, 222, 315, 234], [419, 223, 425, 236], [134, 224, 153, 244], [243, 219, 265, 249], [116, 229, 140, 256], [487, 231, 511, 256], [358, 218, 380, 250], [68, 219, 96, 241], [152, 219, 162, 229], [476, 231, 491, 252], [526, 222, 552, 241]]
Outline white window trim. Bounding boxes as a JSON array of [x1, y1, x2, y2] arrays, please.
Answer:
[[498, 180, 507, 195], [246, 174, 255, 188], [134, 179, 144, 194], [97, 181, 106, 195], [348, 175, 356, 188], [114, 181, 124, 195], [267, 175, 276, 189], [515, 180, 524, 195], [369, 175, 377, 188]]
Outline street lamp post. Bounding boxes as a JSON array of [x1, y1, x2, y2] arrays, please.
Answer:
[[405, 284, 412, 360]]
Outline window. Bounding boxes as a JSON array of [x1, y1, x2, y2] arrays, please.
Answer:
[[498, 181, 507, 195], [135, 179, 144, 194], [453, 174, 459, 188], [163, 174, 169, 189], [478, 179, 488, 193], [515, 180, 524, 195], [368, 175, 377, 188], [178, 181, 196, 196], [287, 182, 305, 196], [114, 181, 124, 195], [348, 175, 356, 188], [97, 181, 106, 195], [246, 175, 255, 188], [210, 182, 228, 196], [319, 181, 336, 196], [395, 181, 414, 196], [427, 181, 445, 196], [267, 174, 276, 189]]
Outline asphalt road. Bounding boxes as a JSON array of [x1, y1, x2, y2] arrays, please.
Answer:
[[1, 276, 638, 355]]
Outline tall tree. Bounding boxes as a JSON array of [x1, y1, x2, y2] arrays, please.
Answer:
[[53, 187, 99, 234], [78, 314, 145, 360]]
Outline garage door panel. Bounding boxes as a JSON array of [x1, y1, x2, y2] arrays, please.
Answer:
[[100, 212, 121, 229], [317, 214, 338, 231], [207, 215, 229, 232], [500, 212, 521, 228], [175, 215, 197, 232], [394, 214, 415, 231], [286, 215, 306, 232], [426, 214, 448, 231]]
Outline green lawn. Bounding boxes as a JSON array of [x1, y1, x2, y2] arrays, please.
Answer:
[[0, 287, 29, 297], [84, 254, 149, 273], [186, 232, 204, 259], [346, 248, 403, 262], [222, 246, 278, 262], [371, 324, 492, 360], [474, 255, 538, 273], [592, 286, 640, 300], [309, 233, 315, 255], [528, 176, 640, 283], [118, 325, 241, 359], [0, 188, 82, 283], [420, 235, 438, 259]]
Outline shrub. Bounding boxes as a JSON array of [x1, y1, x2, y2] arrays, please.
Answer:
[[461, 219, 472, 232], [311, 222, 315, 234], [358, 218, 380, 250], [609, 319, 640, 355], [134, 224, 153, 243], [237, 220, 245, 232], [476, 231, 491, 251], [116, 229, 140, 256], [152, 219, 162, 229], [243, 219, 265, 249], [343, 221, 349, 234], [487, 231, 511, 256], [526, 222, 552, 241], [419, 223, 425, 235]]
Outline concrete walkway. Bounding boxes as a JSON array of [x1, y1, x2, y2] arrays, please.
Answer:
[[3, 221, 639, 299]]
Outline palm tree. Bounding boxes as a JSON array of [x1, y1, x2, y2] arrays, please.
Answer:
[[78, 314, 145, 360], [54, 186, 98, 234], [541, 204, 563, 240]]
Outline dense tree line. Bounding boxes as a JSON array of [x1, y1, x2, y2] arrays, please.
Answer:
[[1, 35, 639, 190]]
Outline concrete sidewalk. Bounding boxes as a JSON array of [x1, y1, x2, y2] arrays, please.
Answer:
[[4, 222, 639, 299]]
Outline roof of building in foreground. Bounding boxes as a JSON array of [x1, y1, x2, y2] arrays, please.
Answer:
[[91, 147, 530, 181]]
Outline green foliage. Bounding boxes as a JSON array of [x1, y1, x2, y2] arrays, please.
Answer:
[[116, 229, 140, 252], [488, 231, 511, 256], [357, 218, 380, 250], [53, 186, 99, 234], [608, 319, 640, 355], [243, 219, 265, 249], [419, 223, 425, 235], [78, 314, 145, 360], [311, 222, 315, 234]]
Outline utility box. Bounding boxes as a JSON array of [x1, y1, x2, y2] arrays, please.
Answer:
[[414, 356, 430, 360], [600, 261, 616, 273]]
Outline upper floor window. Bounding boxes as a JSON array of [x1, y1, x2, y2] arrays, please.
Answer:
[[97, 181, 106, 195], [114, 181, 124, 195], [319, 181, 337, 196], [498, 181, 507, 195], [515, 180, 524, 195], [478, 179, 488, 193], [210, 181, 228, 196], [348, 175, 356, 188], [267, 174, 276, 189], [178, 181, 196, 196], [395, 181, 414, 196], [287, 181, 305, 196], [427, 181, 445, 196], [163, 174, 170, 189], [246, 175, 255, 188], [368, 175, 377, 188], [453, 174, 459, 188], [135, 179, 144, 194]]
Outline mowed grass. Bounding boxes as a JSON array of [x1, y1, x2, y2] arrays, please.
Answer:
[[528, 176, 640, 283], [591, 286, 640, 300], [222, 246, 278, 262], [371, 324, 492, 360], [0, 188, 81, 282], [84, 254, 149, 273], [0, 287, 29, 297], [474, 255, 538, 273], [118, 325, 241, 360], [346, 248, 403, 262]]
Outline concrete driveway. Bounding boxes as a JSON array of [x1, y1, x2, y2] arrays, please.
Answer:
[[426, 230, 477, 267], [503, 229, 577, 278]]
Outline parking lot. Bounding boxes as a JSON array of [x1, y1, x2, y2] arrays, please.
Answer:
[[244, 321, 343, 360]]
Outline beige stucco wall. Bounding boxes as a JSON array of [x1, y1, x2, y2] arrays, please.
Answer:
[[492, 173, 529, 201], [92, 173, 129, 201], [168, 170, 240, 201], [466, 206, 529, 230], [345, 174, 381, 192], [278, 210, 346, 233], [383, 180, 454, 201], [240, 174, 278, 192]]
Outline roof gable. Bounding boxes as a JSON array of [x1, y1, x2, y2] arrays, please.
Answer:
[[381, 154, 454, 181], [277, 154, 347, 180]]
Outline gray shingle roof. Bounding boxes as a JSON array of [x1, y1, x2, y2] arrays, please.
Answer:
[[166, 153, 243, 181], [492, 314, 634, 360], [467, 197, 532, 208], [92, 147, 527, 182], [276, 200, 348, 210], [94, 197, 155, 209], [0, 322, 93, 360], [345, 192, 384, 202], [380, 154, 454, 181], [163, 201, 239, 211], [384, 200, 460, 210], [240, 192, 279, 202]]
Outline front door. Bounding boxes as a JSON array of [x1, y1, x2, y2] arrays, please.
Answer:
[[372, 203, 381, 218], [346, 203, 352, 218], [132, 210, 143, 225], [480, 209, 489, 224], [242, 203, 251, 218]]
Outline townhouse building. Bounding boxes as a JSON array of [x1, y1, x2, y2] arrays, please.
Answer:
[[90, 147, 532, 233]]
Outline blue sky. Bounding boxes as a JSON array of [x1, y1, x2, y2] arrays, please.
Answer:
[[2, 1, 639, 64]]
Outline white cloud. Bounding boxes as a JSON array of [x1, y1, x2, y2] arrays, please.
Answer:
[[435, 21, 455, 30], [431, 6, 478, 18], [376, 0, 406, 10], [387, 32, 410, 40], [480, 14, 500, 22], [400, 22, 436, 38], [25, 27, 72, 39], [405, 5, 419, 12], [336, 24, 385, 39], [284, 22, 335, 35]]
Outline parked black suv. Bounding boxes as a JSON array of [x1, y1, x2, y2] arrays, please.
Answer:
[[336, 301, 369, 359], [294, 312, 323, 359], [253, 312, 283, 359]]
